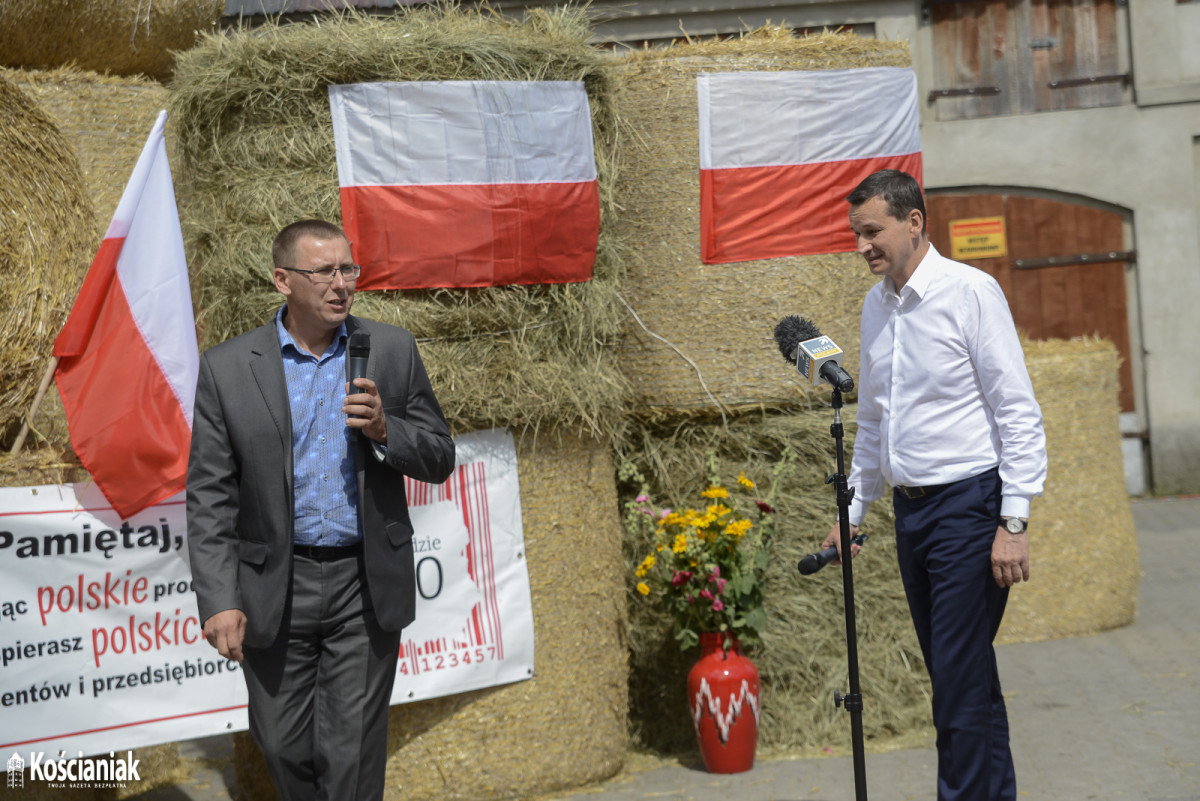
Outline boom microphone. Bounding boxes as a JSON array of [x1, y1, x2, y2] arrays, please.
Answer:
[[797, 533, 868, 575], [772, 315, 855, 393], [347, 331, 371, 418]]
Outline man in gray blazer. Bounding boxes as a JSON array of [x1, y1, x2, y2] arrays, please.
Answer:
[[187, 219, 455, 801]]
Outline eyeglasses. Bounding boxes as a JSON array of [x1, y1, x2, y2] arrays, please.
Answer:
[[282, 264, 362, 284]]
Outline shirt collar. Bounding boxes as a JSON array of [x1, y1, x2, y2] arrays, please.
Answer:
[[274, 307, 348, 359], [885, 243, 942, 302]]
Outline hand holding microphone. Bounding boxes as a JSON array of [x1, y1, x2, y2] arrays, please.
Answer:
[[344, 331, 386, 443], [799, 530, 868, 575]]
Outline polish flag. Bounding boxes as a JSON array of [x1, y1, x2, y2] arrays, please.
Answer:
[[329, 80, 600, 290], [54, 110, 198, 519], [698, 68, 922, 264]]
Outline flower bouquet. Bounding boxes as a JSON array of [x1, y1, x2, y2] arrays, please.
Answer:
[[625, 454, 787, 652]]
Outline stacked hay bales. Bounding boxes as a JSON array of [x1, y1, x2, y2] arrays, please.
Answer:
[[0, 72, 95, 453], [0, 0, 222, 81], [613, 30, 913, 414], [171, 8, 627, 436], [999, 337, 1139, 643], [6, 68, 173, 242], [611, 31, 933, 756], [170, 8, 629, 799]]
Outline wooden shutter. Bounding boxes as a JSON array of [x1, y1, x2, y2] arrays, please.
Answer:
[[929, 0, 1123, 121]]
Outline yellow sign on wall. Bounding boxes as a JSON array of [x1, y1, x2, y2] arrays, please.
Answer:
[[949, 216, 1008, 260]]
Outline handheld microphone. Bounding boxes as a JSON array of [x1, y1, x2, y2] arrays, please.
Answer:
[[347, 331, 371, 418], [797, 533, 868, 576], [773, 315, 855, 393]]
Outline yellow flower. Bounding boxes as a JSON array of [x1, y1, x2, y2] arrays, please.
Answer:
[[724, 518, 753, 538], [737, 472, 755, 489], [635, 554, 656, 577], [707, 504, 732, 518], [636, 582, 650, 596], [701, 486, 730, 499], [672, 533, 688, 553]]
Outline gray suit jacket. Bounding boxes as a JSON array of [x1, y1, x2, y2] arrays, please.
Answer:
[[186, 313, 455, 647]]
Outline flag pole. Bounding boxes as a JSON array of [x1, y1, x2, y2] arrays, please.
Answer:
[[9, 356, 60, 455]]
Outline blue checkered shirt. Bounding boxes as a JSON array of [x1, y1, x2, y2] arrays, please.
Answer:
[[276, 309, 361, 547]]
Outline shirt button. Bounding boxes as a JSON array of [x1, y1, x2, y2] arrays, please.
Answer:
[[320, 436, 326, 444], [320, 399, 325, 406]]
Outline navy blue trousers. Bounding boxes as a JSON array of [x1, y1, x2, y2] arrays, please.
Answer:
[[893, 467, 1016, 801]]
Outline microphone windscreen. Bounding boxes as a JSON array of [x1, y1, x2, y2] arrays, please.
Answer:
[[797, 553, 824, 575], [773, 315, 822, 362]]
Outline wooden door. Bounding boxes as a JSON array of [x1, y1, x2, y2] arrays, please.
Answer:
[[926, 193, 1135, 411]]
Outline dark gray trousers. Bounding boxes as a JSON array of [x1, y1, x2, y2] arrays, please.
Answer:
[[243, 553, 401, 801]]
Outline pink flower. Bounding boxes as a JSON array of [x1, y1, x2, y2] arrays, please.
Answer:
[[686, 595, 695, 604], [699, 589, 714, 601], [659, 508, 672, 519], [755, 501, 775, 514], [710, 566, 721, 579], [636, 494, 649, 503], [671, 570, 692, 587], [712, 599, 725, 612], [715, 577, 727, 594]]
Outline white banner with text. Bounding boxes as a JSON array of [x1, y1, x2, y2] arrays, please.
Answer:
[[0, 428, 532, 759]]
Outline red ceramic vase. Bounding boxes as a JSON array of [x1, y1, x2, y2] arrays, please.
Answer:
[[687, 632, 761, 773]]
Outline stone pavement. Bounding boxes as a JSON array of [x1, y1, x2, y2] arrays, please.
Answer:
[[130, 497, 1200, 801]]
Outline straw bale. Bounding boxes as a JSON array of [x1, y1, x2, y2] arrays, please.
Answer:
[[0, 0, 222, 81], [612, 30, 912, 416], [169, 6, 629, 438], [234, 432, 627, 800], [0, 447, 85, 488], [0, 72, 96, 451], [619, 410, 932, 755], [998, 337, 1138, 643], [5, 67, 172, 244]]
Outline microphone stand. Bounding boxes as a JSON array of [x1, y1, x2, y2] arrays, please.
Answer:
[[821, 386, 868, 800]]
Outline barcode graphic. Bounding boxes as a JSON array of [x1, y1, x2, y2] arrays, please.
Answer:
[[399, 461, 506, 675]]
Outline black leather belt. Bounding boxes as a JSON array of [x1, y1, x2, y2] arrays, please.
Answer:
[[895, 468, 999, 501], [894, 482, 952, 500], [293, 542, 363, 561]]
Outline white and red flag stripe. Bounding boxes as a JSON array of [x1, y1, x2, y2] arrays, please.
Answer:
[[53, 110, 198, 519], [698, 68, 922, 264], [329, 80, 600, 289]]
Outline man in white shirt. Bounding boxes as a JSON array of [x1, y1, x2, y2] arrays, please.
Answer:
[[823, 169, 1047, 801]]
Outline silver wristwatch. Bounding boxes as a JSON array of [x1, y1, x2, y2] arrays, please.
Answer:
[[1000, 516, 1028, 534]]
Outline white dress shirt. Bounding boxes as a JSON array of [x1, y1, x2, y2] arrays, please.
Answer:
[[846, 245, 1047, 526]]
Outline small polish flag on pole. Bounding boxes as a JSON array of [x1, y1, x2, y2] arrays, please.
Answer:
[[53, 110, 199, 519], [698, 67, 922, 264], [329, 80, 600, 290]]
